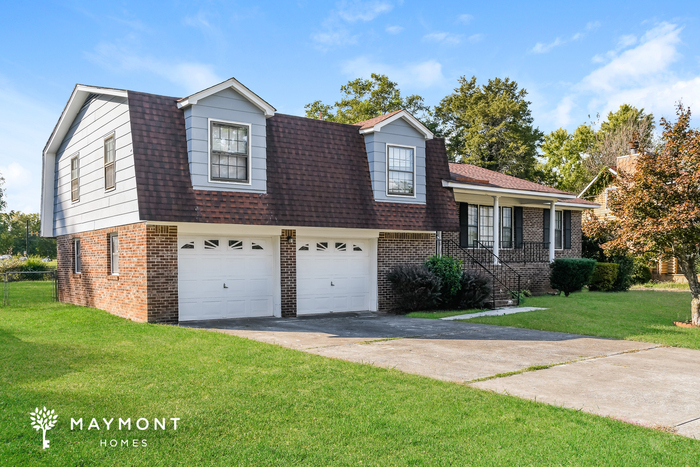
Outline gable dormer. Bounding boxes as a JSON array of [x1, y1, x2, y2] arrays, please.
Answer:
[[357, 110, 433, 204], [177, 78, 276, 194]]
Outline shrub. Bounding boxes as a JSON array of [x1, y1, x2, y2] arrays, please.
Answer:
[[611, 256, 634, 291], [0, 256, 55, 281], [631, 257, 653, 285], [588, 262, 619, 292], [424, 255, 463, 306], [456, 271, 491, 309], [386, 264, 442, 313], [549, 258, 596, 297]]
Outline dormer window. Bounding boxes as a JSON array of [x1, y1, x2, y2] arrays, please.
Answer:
[[387, 145, 415, 196], [210, 120, 250, 183]]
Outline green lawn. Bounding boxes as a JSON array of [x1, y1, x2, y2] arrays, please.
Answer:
[[464, 290, 700, 350], [2, 283, 699, 465], [632, 281, 690, 291]]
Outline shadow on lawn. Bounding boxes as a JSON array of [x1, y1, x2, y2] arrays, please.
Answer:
[[0, 328, 99, 385]]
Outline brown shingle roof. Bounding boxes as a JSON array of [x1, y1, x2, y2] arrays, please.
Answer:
[[354, 110, 403, 129], [449, 163, 572, 195], [128, 91, 458, 231]]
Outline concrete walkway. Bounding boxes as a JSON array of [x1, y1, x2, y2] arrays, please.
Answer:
[[182, 312, 700, 439], [441, 306, 547, 320]]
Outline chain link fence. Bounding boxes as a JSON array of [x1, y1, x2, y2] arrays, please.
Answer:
[[2, 271, 58, 306]]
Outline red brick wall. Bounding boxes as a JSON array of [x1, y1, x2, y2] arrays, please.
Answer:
[[57, 223, 148, 322], [377, 232, 436, 312], [146, 225, 178, 323], [57, 223, 179, 323], [280, 229, 297, 317]]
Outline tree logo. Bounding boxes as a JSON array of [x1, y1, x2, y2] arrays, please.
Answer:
[[30, 407, 58, 449]]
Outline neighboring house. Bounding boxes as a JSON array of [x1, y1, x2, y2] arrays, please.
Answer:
[[41, 78, 597, 323], [579, 143, 678, 280]]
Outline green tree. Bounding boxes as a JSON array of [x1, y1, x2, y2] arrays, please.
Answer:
[[0, 211, 56, 258], [0, 172, 6, 213], [434, 76, 543, 179], [538, 124, 595, 193], [304, 73, 431, 125]]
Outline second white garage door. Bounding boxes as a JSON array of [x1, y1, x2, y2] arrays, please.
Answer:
[[178, 236, 275, 321], [296, 238, 371, 315]]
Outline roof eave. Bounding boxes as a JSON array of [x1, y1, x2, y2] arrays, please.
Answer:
[[359, 110, 434, 140], [443, 180, 576, 200], [176, 77, 276, 118]]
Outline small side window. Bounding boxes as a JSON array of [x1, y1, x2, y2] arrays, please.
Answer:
[[110, 233, 119, 275], [74, 239, 81, 274], [70, 155, 80, 202], [104, 135, 116, 190]]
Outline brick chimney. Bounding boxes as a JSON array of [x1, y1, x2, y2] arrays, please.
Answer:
[[616, 141, 639, 175]]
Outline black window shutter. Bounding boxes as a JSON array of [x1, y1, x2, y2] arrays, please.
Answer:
[[459, 203, 469, 247], [543, 209, 550, 245], [514, 207, 523, 249], [564, 210, 572, 249]]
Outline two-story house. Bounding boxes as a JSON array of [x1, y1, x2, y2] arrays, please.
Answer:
[[41, 78, 597, 323]]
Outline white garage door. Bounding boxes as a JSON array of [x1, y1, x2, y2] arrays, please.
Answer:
[[178, 236, 275, 321], [297, 238, 371, 315]]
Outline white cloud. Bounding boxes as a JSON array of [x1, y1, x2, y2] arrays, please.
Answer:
[[86, 42, 222, 94], [312, 1, 393, 50], [337, 0, 393, 22], [468, 34, 484, 43], [530, 21, 600, 54], [341, 56, 446, 89], [531, 37, 564, 54], [586, 21, 601, 31], [423, 32, 464, 46], [548, 22, 700, 128], [457, 14, 473, 25], [386, 25, 404, 34]]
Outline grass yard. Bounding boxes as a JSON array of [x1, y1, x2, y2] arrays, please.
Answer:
[[460, 290, 700, 350], [2, 283, 699, 465], [632, 281, 690, 291]]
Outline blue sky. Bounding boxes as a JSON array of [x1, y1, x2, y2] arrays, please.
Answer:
[[1, 0, 699, 213]]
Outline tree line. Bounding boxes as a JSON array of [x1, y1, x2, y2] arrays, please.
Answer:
[[0, 180, 56, 258], [305, 73, 655, 193]]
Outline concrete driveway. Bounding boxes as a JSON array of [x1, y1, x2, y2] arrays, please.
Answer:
[[182, 312, 700, 439]]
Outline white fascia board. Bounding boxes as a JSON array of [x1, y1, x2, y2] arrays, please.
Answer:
[[177, 78, 276, 118], [556, 202, 600, 209], [359, 110, 434, 140], [443, 180, 576, 200], [41, 85, 128, 237], [295, 227, 382, 239], [577, 167, 618, 198]]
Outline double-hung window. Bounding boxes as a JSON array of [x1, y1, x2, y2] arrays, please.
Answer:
[[467, 205, 478, 247], [387, 145, 414, 196], [501, 207, 513, 248], [478, 206, 494, 246], [74, 239, 81, 274], [210, 121, 249, 183], [70, 155, 80, 202], [555, 211, 563, 249], [110, 233, 119, 275], [104, 135, 116, 190]]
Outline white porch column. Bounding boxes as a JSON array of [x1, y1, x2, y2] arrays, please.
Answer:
[[549, 200, 556, 263], [493, 196, 500, 265]]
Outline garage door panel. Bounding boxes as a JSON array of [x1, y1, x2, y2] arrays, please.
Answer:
[[179, 236, 276, 321], [297, 237, 372, 314]]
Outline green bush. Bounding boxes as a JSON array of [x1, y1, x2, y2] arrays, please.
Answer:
[[611, 256, 634, 291], [631, 257, 653, 284], [588, 263, 619, 292], [386, 264, 442, 313], [456, 271, 491, 309], [549, 258, 596, 297], [424, 255, 463, 305], [0, 256, 55, 281]]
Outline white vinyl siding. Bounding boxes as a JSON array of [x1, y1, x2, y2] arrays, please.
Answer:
[[53, 94, 139, 236]]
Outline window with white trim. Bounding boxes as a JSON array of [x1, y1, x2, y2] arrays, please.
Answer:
[[555, 211, 563, 249], [110, 233, 119, 275], [71, 155, 80, 202], [74, 238, 81, 274], [210, 121, 249, 182], [104, 135, 116, 190], [501, 207, 513, 248], [479, 206, 494, 245], [467, 205, 478, 247], [387, 145, 414, 196]]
